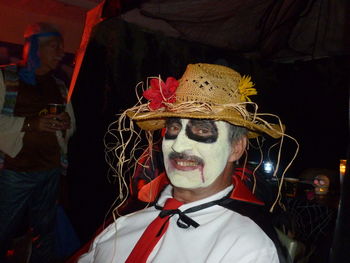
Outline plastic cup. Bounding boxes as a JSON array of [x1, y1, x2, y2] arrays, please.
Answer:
[[47, 103, 65, 115]]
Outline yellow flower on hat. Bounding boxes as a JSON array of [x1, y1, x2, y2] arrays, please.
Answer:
[[238, 75, 257, 102]]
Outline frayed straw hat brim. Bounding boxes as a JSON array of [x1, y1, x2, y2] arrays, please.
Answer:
[[124, 63, 285, 139], [126, 110, 284, 139]]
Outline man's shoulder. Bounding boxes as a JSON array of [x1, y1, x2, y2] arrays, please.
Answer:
[[124, 205, 157, 220], [222, 197, 270, 220], [220, 206, 271, 236], [116, 206, 158, 230], [92, 206, 156, 243], [223, 200, 289, 262]]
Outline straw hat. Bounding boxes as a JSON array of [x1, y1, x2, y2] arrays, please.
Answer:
[[126, 63, 284, 138]]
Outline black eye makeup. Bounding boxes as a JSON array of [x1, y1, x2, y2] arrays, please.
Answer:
[[186, 119, 218, 143], [164, 118, 182, 140], [164, 118, 219, 143]]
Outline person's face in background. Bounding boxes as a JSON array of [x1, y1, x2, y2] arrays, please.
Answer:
[[37, 36, 64, 74]]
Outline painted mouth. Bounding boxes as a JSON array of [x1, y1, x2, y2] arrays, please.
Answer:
[[176, 160, 200, 166], [169, 152, 203, 171]]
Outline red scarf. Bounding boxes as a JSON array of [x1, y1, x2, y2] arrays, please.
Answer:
[[125, 198, 183, 263]]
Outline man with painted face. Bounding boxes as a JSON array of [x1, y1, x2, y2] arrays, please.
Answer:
[[162, 118, 247, 202], [79, 63, 288, 262], [0, 22, 75, 262]]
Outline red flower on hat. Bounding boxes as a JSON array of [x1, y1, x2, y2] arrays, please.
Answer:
[[143, 77, 179, 110]]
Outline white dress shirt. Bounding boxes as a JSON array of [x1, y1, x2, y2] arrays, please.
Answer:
[[78, 185, 279, 263]]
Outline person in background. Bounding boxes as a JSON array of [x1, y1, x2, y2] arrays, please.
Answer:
[[0, 22, 75, 262], [78, 63, 293, 262]]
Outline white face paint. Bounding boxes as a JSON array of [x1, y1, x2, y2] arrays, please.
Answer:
[[162, 118, 233, 189]]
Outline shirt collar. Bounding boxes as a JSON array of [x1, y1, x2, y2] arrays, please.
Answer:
[[156, 184, 234, 209]]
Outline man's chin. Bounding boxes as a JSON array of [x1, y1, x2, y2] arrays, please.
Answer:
[[168, 174, 209, 189], [171, 183, 202, 190]]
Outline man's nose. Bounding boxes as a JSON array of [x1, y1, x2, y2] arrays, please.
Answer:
[[171, 131, 192, 153]]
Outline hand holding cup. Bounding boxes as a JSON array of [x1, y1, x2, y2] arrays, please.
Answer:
[[26, 114, 67, 132], [46, 103, 71, 131], [24, 104, 71, 132]]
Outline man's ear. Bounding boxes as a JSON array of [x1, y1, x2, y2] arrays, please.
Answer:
[[228, 136, 247, 162]]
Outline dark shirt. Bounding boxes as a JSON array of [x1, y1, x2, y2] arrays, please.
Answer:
[[5, 73, 64, 172]]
